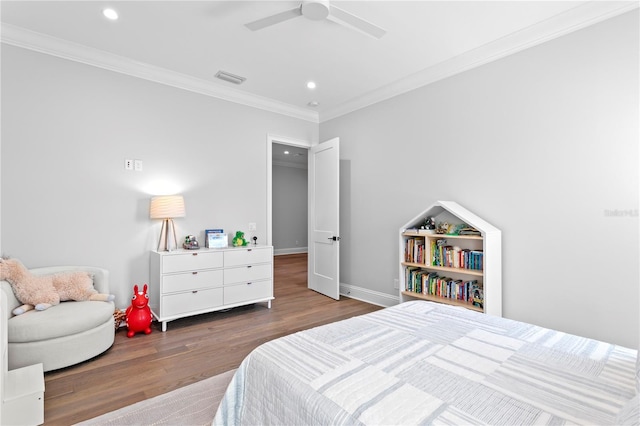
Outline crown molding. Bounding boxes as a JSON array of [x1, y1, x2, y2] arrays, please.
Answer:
[[2, 1, 636, 125], [0, 23, 320, 124], [319, 1, 640, 122]]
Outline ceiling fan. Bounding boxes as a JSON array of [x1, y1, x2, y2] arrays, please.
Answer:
[[245, 0, 386, 39]]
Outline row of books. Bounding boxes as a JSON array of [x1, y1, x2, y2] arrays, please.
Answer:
[[431, 240, 483, 271], [405, 238, 484, 271], [404, 267, 484, 308], [404, 238, 425, 264]]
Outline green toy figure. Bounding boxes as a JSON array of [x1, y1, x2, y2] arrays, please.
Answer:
[[232, 231, 248, 247]]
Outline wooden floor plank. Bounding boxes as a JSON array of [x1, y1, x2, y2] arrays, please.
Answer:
[[41, 253, 382, 425]]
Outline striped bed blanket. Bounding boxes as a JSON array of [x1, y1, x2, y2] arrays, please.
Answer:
[[214, 301, 638, 425]]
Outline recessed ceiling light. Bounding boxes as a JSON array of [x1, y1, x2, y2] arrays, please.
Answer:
[[284, 151, 290, 155], [103, 8, 118, 20], [306, 81, 316, 89], [308, 101, 319, 107]]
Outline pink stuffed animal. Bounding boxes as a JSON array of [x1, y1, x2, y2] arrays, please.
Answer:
[[125, 284, 152, 338], [0, 257, 114, 315]]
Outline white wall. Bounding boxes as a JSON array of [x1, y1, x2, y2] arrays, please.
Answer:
[[272, 164, 308, 254], [321, 11, 639, 348], [1, 45, 317, 309]]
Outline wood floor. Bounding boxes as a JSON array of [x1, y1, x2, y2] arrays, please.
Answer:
[[43, 253, 382, 425]]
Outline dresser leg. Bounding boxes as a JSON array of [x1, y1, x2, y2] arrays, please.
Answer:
[[268, 300, 272, 309], [162, 321, 167, 332]]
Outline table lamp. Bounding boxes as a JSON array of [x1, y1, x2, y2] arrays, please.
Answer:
[[149, 195, 185, 251]]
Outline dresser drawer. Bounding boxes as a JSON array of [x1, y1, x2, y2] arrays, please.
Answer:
[[162, 287, 223, 317], [224, 280, 272, 305], [224, 247, 272, 267], [224, 264, 271, 285], [162, 251, 223, 274], [162, 269, 223, 294]]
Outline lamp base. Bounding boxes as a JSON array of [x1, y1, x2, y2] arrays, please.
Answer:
[[157, 219, 179, 251]]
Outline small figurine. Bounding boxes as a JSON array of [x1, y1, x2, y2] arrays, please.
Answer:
[[232, 231, 249, 247], [436, 222, 450, 234], [125, 284, 152, 338], [183, 235, 200, 250], [424, 217, 436, 230]]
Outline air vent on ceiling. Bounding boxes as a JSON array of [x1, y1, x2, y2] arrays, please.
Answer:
[[215, 70, 246, 85]]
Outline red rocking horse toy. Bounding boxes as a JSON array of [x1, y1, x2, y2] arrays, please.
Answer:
[[125, 284, 152, 338]]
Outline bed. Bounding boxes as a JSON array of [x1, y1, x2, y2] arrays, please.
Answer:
[[213, 301, 639, 425]]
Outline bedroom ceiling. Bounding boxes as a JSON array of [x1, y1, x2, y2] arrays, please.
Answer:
[[1, 1, 637, 122]]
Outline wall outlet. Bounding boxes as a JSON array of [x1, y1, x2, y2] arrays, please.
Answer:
[[393, 279, 399, 289], [248, 222, 256, 231], [124, 159, 133, 170], [134, 159, 143, 171]]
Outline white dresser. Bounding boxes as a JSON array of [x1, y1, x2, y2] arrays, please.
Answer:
[[149, 246, 273, 331]]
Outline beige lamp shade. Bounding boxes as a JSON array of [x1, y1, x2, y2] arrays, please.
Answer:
[[149, 195, 185, 219]]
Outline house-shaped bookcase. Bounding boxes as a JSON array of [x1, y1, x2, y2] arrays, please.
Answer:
[[399, 201, 502, 317]]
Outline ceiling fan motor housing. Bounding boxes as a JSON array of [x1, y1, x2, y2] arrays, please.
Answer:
[[301, 0, 330, 20]]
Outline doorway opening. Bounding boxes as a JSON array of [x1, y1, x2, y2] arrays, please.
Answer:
[[267, 135, 340, 301], [271, 142, 309, 255], [266, 135, 311, 252]]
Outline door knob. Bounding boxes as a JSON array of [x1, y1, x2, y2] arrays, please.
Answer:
[[328, 236, 341, 241]]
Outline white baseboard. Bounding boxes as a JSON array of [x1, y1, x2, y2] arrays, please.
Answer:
[[339, 283, 399, 308], [274, 247, 308, 256]]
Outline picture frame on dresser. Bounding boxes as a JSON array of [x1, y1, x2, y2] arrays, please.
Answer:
[[205, 229, 226, 248], [207, 232, 227, 248]]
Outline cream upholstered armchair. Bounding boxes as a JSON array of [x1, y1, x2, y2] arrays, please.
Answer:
[[0, 266, 115, 372]]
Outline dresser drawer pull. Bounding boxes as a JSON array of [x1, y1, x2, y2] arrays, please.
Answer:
[[192, 271, 198, 275], [247, 248, 252, 252], [192, 253, 198, 256], [192, 290, 198, 294], [247, 265, 252, 268], [247, 282, 252, 285]]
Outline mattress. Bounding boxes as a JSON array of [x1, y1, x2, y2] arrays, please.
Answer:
[[214, 300, 638, 425]]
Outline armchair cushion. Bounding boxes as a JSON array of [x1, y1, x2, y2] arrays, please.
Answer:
[[8, 300, 114, 343]]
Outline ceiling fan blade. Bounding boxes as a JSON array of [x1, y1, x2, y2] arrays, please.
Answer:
[[329, 5, 386, 39], [245, 7, 302, 31]]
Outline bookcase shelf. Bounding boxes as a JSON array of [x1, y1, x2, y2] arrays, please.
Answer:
[[400, 291, 484, 313], [403, 232, 483, 241], [399, 201, 502, 317], [402, 261, 484, 277]]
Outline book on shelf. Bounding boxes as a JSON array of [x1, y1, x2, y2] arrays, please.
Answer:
[[458, 226, 481, 236], [431, 242, 483, 271], [413, 272, 483, 306], [404, 237, 425, 264], [470, 281, 484, 309], [404, 267, 423, 293]]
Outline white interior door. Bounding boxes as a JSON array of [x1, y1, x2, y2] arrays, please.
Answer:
[[308, 137, 340, 299]]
